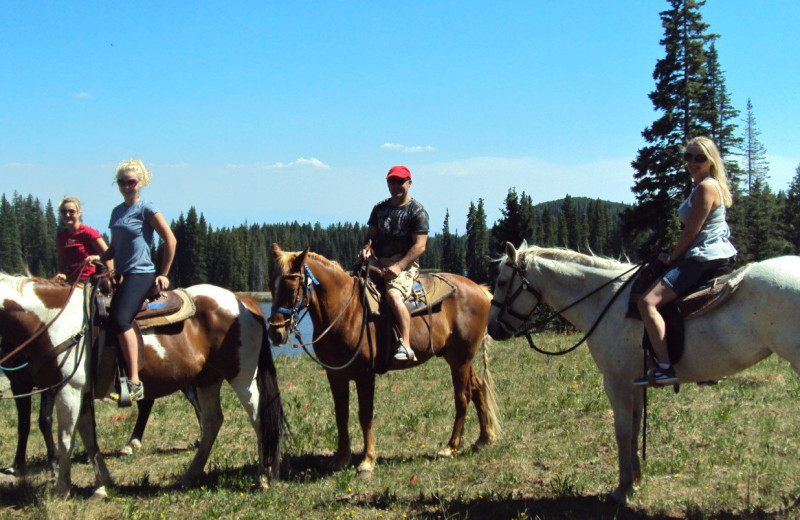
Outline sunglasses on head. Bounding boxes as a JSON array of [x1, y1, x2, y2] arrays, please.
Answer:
[[116, 178, 138, 188], [387, 177, 408, 185], [683, 152, 708, 163], [60, 209, 77, 215]]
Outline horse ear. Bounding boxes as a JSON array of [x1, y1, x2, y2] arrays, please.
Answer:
[[505, 242, 518, 263], [271, 243, 283, 259], [291, 247, 309, 273]]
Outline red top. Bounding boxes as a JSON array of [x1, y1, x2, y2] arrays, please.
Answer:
[[56, 224, 102, 282]]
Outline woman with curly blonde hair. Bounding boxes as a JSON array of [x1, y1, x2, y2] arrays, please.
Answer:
[[634, 136, 737, 387], [92, 158, 177, 401]]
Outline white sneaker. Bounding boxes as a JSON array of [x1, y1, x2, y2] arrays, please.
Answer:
[[393, 341, 417, 362]]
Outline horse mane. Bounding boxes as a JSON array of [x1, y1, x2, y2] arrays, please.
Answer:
[[0, 272, 70, 294], [275, 250, 345, 275], [517, 245, 632, 272]]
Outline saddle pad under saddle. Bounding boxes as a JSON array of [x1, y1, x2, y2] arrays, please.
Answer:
[[135, 289, 196, 329], [364, 273, 456, 317]]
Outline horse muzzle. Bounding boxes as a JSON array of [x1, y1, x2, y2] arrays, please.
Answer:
[[487, 318, 514, 341], [267, 323, 289, 346]]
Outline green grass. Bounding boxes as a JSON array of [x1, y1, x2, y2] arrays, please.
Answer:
[[2, 333, 800, 519]]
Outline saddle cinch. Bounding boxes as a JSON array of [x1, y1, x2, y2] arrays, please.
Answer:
[[626, 259, 750, 366], [91, 280, 196, 407], [362, 271, 456, 374]]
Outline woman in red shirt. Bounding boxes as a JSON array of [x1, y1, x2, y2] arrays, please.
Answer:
[[55, 197, 110, 283]]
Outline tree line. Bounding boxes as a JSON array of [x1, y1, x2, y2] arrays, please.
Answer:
[[0, 191, 629, 291]]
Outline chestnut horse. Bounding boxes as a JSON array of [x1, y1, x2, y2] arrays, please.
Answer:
[[0, 274, 284, 497], [488, 242, 800, 503], [267, 243, 498, 476]]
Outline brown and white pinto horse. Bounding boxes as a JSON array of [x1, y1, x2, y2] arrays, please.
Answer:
[[267, 244, 498, 477], [0, 274, 284, 497]]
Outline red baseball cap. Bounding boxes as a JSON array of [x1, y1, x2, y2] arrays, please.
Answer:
[[386, 165, 411, 180]]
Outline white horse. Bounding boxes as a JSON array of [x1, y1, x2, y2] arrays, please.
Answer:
[[0, 274, 284, 498], [487, 242, 800, 503]]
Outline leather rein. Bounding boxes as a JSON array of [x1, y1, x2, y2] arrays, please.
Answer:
[[491, 257, 643, 355]]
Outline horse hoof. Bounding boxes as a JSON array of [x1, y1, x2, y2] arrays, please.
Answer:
[[120, 439, 141, 456], [437, 447, 453, 458], [357, 468, 373, 480], [610, 487, 630, 504], [91, 486, 108, 500]]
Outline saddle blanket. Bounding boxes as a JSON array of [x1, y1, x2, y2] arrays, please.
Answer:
[[364, 273, 456, 317]]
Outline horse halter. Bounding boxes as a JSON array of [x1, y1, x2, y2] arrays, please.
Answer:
[[490, 258, 544, 337], [268, 264, 320, 330]]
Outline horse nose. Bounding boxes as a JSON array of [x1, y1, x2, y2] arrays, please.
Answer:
[[267, 325, 287, 346], [487, 320, 512, 341]]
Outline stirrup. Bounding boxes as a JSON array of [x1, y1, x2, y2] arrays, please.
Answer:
[[117, 376, 132, 408]]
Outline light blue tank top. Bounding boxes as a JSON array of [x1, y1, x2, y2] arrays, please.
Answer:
[[677, 178, 737, 261]]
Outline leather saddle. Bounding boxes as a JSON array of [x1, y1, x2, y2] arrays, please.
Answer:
[[360, 269, 456, 374], [627, 260, 748, 365]]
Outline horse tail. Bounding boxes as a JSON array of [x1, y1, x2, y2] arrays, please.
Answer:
[[480, 330, 501, 438], [256, 319, 286, 483]]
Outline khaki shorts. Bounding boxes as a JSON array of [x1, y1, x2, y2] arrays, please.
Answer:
[[378, 255, 419, 300]]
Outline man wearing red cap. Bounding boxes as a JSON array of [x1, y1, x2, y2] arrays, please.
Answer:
[[358, 165, 429, 362]]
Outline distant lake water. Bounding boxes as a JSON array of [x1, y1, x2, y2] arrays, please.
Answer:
[[260, 303, 312, 358]]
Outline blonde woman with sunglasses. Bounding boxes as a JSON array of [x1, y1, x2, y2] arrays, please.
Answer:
[[91, 158, 177, 401], [634, 136, 737, 387]]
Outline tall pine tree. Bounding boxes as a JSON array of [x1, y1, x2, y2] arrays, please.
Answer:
[[623, 0, 724, 257]]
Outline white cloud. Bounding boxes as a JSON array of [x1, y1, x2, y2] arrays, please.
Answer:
[[75, 92, 92, 99], [381, 143, 437, 153], [228, 157, 331, 170], [0, 162, 35, 169]]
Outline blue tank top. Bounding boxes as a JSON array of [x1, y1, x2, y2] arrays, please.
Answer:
[[677, 178, 737, 261]]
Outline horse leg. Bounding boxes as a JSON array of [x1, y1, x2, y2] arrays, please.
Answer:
[[120, 399, 155, 456], [354, 373, 376, 477], [468, 365, 498, 448], [38, 391, 58, 479], [439, 361, 471, 457], [603, 374, 639, 504], [74, 393, 111, 498], [327, 375, 352, 471], [177, 380, 223, 488], [53, 385, 86, 497], [6, 394, 32, 475]]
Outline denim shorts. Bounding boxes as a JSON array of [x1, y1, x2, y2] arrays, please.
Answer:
[[660, 256, 732, 296]]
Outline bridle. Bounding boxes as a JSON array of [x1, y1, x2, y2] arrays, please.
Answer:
[[491, 255, 642, 355], [268, 262, 366, 371], [268, 264, 320, 333]]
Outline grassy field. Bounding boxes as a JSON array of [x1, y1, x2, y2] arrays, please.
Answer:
[[1, 333, 800, 519]]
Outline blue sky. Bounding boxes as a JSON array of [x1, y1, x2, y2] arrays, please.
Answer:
[[2, 1, 798, 235]]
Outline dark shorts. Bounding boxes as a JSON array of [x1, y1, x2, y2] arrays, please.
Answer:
[[660, 256, 733, 296], [109, 272, 155, 333]]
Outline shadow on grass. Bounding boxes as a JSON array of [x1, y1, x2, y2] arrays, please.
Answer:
[[348, 492, 794, 520]]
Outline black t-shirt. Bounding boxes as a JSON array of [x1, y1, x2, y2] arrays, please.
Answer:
[[367, 198, 429, 258]]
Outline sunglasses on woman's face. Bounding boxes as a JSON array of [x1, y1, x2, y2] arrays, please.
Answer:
[[116, 178, 138, 188], [683, 152, 708, 163]]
